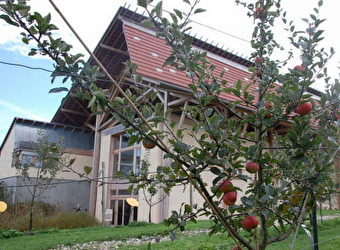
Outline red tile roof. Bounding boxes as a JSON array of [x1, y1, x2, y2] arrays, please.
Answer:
[[123, 24, 257, 104]]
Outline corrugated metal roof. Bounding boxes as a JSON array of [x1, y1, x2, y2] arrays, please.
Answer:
[[1, 118, 94, 151]]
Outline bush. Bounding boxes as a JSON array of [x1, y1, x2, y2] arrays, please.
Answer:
[[0, 229, 24, 238]]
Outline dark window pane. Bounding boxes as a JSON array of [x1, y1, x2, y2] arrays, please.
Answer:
[[118, 189, 129, 195], [121, 150, 133, 175]]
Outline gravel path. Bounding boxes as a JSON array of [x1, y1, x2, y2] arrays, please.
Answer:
[[50, 229, 209, 250]]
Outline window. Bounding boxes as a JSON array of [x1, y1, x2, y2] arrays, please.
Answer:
[[110, 133, 140, 226], [112, 134, 141, 177], [20, 152, 40, 167], [22, 154, 34, 165]]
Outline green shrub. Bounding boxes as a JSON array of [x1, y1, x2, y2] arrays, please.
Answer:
[[0, 229, 24, 238]]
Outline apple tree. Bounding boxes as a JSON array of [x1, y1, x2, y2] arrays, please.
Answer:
[[1, 0, 340, 249], [13, 130, 67, 231]]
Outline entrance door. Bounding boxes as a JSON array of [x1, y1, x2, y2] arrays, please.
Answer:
[[110, 198, 138, 226]]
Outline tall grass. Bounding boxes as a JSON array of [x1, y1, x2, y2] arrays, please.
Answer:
[[0, 202, 99, 231]]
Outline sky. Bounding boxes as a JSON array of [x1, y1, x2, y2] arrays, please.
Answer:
[[0, 0, 339, 146]]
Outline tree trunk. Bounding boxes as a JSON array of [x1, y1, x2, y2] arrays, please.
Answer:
[[148, 204, 152, 223]]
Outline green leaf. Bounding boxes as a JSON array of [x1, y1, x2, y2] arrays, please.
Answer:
[[210, 167, 221, 175], [194, 8, 206, 14], [83, 166, 92, 175], [154, 1, 163, 18], [265, 185, 276, 196], [69, 158, 76, 165], [0, 14, 19, 27], [137, 0, 149, 8], [140, 19, 154, 27], [49, 87, 69, 93], [173, 9, 183, 19], [241, 196, 254, 207]]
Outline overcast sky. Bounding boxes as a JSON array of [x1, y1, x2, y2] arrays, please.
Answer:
[[0, 0, 339, 146]]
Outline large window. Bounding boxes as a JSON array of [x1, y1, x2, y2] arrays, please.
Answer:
[[112, 134, 141, 177], [110, 134, 140, 226]]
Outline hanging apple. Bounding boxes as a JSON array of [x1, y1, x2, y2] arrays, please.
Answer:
[[254, 57, 262, 64], [218, 180, 234, 193], [294, 65, 305, 72], [242, 215, 259, 230], [296, 101, 312, 115], [222, 191, 237, 206], [142, 137, 156, 149], [264, 101, 273, 118], [245, 161, 259, 173]]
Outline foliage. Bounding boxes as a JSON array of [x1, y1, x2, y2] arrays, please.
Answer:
[[0, 229, 24, 239], [12, 130, 68, 231], [1, 0, 340, 249]]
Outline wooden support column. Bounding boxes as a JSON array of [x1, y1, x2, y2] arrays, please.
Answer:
[[160, 90, 170, 222], [88, 116, 102, 216]]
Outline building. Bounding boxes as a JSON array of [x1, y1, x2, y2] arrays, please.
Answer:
[[0, 118, 94, 211], [49, 6, 259, 225], [1, 6, 338, 225]]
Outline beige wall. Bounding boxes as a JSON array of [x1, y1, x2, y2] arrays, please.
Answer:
[[95, 134, 112, 222], [0, 128, 17, 178], [93, 113, 254, 224], [56, 149, 93, 180]]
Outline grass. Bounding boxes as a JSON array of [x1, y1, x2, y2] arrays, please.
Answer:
[[118, 218, 340, 250], [0, 213, 340, 250]]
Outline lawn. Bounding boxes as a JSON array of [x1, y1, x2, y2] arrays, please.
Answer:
[[1, 216, 340, 250]]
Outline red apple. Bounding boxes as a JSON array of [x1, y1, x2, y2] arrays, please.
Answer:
[[296, 102, 312, 115], [218, 180, 233, 193], [294, 65, 305, 72], [242, 216, 259, 230], [265, 101, 273, 109], [264, 101, 273, 118], [142, 137, 156, 149], [245, 161, 259, 173], [222, 191, 237, 206], [256, 7, 263, 14], [333, 113, 339, 121], [254, 69, 260, 76], [254, 57, 262, 64]]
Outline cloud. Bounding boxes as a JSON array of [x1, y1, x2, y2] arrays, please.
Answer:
[[0, 98, 49, 122]]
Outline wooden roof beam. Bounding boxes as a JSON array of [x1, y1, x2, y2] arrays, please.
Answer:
[[100, 43, 128, 55], [60, 108, 90, 116]]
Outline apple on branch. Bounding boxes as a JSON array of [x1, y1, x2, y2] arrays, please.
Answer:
[[245, 161, 260, 173], [242, 215, 259, 230], [222, 191, 237, 206], [218, 180, 234, 193], [296, 101, 312, 115], [264, 101, 273, 118], [142, 137, 156, 149]]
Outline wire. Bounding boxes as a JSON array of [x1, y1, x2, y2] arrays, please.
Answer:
[[0, 59, 53, 73], [301, 234, 340, 250]]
